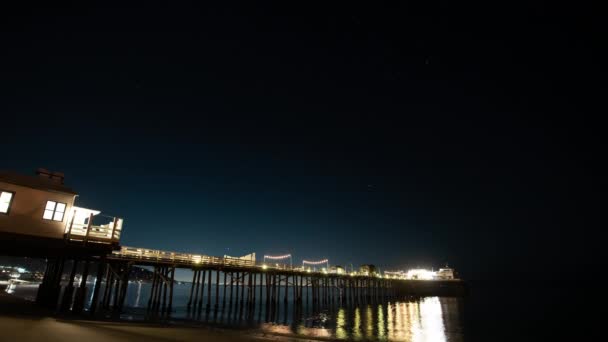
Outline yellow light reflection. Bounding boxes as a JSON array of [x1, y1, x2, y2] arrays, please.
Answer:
[[412, 297, 447, 342], [398, 302, 410, 341], [387, 302, 394, 340], [264, 296, 451, 341], [366, 305, 373, 339], [353, 307, 362, 340], [336, 308, 347, 340], [377, 304, 386, 339]]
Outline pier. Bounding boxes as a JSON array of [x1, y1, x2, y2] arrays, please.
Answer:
[[1, 170, 466, 319], [28, 244, 466, 319]]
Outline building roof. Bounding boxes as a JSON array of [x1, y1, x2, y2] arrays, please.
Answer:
[[0, 171, 78, 195]]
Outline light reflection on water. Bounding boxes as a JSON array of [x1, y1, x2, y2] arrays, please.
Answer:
[[377, 304, 385, 340], [260, 296, 462, 341], [7, 282, 464, 341], [336, 307, 347, 339]]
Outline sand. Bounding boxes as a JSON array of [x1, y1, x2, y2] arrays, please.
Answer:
[[0, 292, 318, 342]]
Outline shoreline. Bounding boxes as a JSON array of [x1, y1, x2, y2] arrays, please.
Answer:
[[0, 291, 333, 342]]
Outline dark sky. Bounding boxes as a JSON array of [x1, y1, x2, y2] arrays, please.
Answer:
[[1, 2, 603, 281]]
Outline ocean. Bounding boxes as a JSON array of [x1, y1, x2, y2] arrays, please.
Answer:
[[7, 281, 466, 341]]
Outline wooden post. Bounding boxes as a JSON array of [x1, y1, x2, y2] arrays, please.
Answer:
[[342, 278, 346, 305], [239, 272, 245, 318], [162, 267, 169, 311], [293, 275, 297, 305], [60, 260, 79, 311], [264, 274, 270, 321], [118, 264, 131, 312], [355, 278, 358, 305], [66, 210, 76, 241], [345, 278, 349, 305], [229, 272, 234, 308], [90, 262, 105, 315], [252, 272, 257, 308], [349, 278, 353, 305], [223, 271, 227, 308], [157, 267, 164, 310], [83, 213, 93, 244], [273, 273, 278, 305], [273, 273, 278, 315], [207, 269, 212, 308], [48, 257, 66, 309], [104, 266, 114, 309], [320, 277, 323, 305], [313, 278, 316, 306], [215, 269, 220, 308], [304, 277, 310, 306], [276, 274, 281, 314], [317, 278, 320, 306], [258, 272, 263, 310], [235, 272, 240, 309], [298, 275, 303, 303], [260, 273, 270, 312], [110, 217, 119, 241], [321, 277, 325, 305], [168, 267, 175, 313], [284, 274, 288, 303], [245, 272, 251, 307], [150, 266, 160, 309], [249, 272, 254, 308], [238, 272, 244, 318], [113, 267, 121, 309], [361, 278, 365, 303], [323, 277, 327, 305], [331, 277, 334, 304], [325, 277, 328, 305], [241, 272, 246, 306], [199, 269, 207, 308], [73, 260, 90, 313], [193, 270, 201, 308], [35, 259, 52, 305], [188, 270, 197, 308]]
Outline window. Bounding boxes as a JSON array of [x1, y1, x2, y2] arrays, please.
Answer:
[[0, 191, 14, 214], [43, 200, 66, 222]]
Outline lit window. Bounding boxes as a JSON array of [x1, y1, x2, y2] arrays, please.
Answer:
[[0, 191, 14, 214], [43, 200, 66, 222]]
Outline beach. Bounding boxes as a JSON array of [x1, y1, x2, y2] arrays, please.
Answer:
[[0, 292, 319, 342]]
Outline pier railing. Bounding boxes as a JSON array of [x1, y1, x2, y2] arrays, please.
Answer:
[[111, 246, 257, 268], [66, 215, 123, 243], [109, 246, 454, 280], [111, 246, 312, 273]]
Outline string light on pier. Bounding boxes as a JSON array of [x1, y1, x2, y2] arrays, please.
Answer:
[[263, 254, 292, 268], [264, 254, 291, 260], [302, 259, 329, 265], [302, 259, 329, 272]]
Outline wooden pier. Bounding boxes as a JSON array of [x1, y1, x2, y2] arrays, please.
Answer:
[[0, 170, 465, 319], [30, 245, 466, 318]]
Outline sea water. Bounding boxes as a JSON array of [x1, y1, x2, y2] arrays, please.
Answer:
[[7, 281, 465, 341]]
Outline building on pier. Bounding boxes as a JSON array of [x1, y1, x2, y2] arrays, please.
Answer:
[[223, 252, 256, 265], [330, 265, 345, 274], [0, 169, 124, 257], [359, 264, 377, 276], [435, 267, 455, 280]]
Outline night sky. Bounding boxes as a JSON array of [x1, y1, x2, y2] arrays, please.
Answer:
[[1, 2, 603, 282]]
